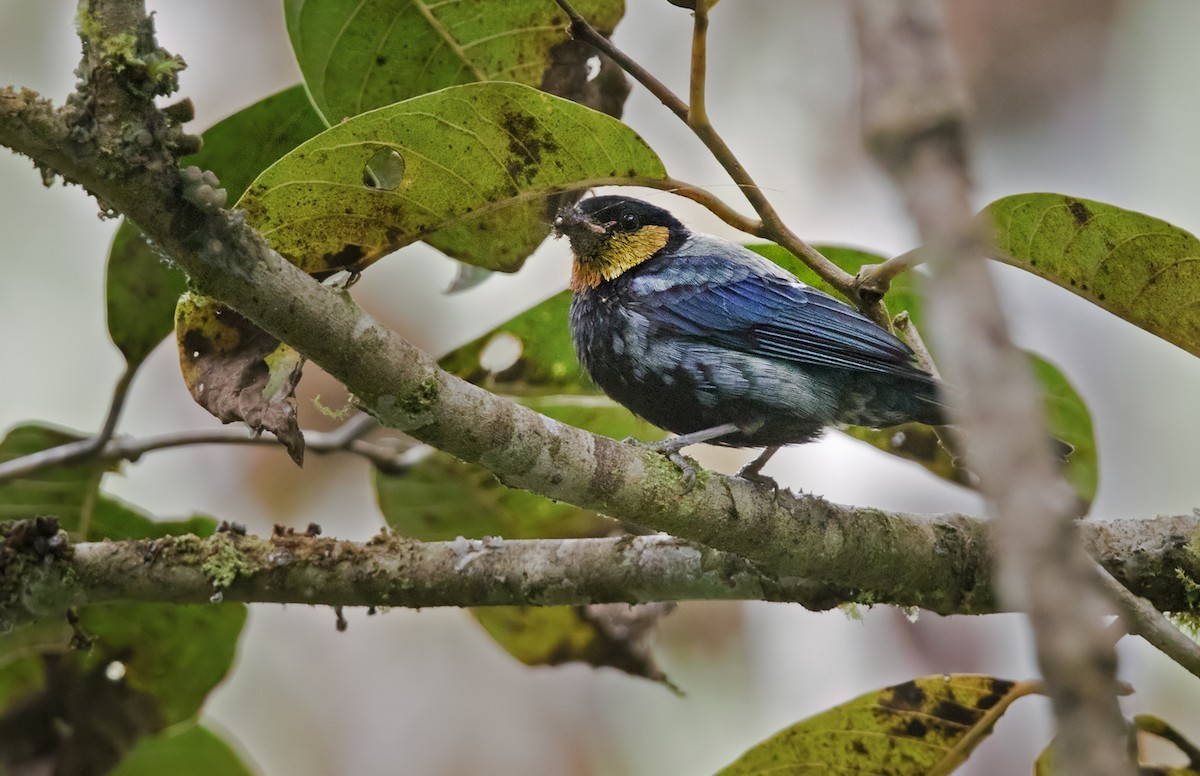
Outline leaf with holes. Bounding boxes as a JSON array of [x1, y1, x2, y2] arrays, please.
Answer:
[[285, 0, 625, 123], [748, 244, 1098, 503], [237, 81, 666, 274], [286, 0, 631, 273], [986, 192, 1200, 358], [719, 674, 1040, 776], [175, 293, 306, 464]]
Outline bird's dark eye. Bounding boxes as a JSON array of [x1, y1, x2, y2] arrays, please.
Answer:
[[620, 213, 640, 230]]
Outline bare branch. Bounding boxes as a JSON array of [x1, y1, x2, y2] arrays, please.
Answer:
[[1, 518, 1199, 626], [0, 422, 420, 482], [850, 2, 1134, 773]]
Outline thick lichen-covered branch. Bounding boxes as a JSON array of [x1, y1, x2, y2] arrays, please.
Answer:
[[2, 518, 1200, 630]]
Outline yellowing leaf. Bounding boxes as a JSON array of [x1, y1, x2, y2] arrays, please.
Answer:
[[719, 674, 1039, 776], [986, 193, 1200, 358], [238, 82, 666, 274]]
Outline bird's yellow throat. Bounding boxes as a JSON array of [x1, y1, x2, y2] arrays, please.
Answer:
[[570, 225, 670, 290]]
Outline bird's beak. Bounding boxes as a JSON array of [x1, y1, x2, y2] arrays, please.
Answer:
[[553, 206, 606, 238]]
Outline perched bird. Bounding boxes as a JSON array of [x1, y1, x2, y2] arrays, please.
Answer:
[[553, 194, 945, 484]]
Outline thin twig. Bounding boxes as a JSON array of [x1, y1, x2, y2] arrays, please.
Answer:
[[0, 418, 416, 482], [856, 248, 921, 303], [554, 0, 863, 307], [86, 364, 136, 457], [688, 2, 710, 126], [1097, 565, 1200, 684], [76, 365, 138, 537]]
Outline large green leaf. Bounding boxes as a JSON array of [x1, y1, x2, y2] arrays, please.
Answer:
[[986, 192, 1200, 358], [285, 0, 624, 123], [108, 85, 326, 367], [748, 244, 1098, 503], [719, 675, 1038, 776], [237, 81, 666, 274]]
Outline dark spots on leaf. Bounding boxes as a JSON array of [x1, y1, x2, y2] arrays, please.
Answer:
[[1066, 199, 1091, 226], [385, 227, 401, 244], [375, 55, 387, 66], [1098, 292, 1106, 301], [181, 329, 211, 359], [896, 717, 928, 739], [500, 110, 559, 185], [880, 681, 926, 711], [852, 741, 868, 756], [974, 679, 1015, 710], [932, 699, 980, 726], [626, 168, 638, 177], [323, 244, 365, 269]]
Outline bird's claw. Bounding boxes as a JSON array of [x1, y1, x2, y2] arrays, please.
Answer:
[[735, 464, 779, 493], [624, 437, 699, 492], [664, 449, 697, 492]]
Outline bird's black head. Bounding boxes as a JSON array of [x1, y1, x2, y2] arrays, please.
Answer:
[[553, 195, 687, 290]]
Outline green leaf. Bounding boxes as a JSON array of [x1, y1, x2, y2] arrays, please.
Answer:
[[186, 84, 327, 204], [0, 502, 246, 774], [0, 424, 112, 530], [285, 0, 625, 123], [719, 674, 1039, 776], [747, 244, 1098, 503], [441, 291, 587, 393], [238, 81, 666, 274], [109, 86, 325, 368], [76, 600, 245, 726], [376, 447, 615, 542], [985, 192, 1200, 359], [105, 226, 190, 368], [111, 724, 255, 776]]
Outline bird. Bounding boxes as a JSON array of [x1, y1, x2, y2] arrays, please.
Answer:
[[552, 194, 947, 486]]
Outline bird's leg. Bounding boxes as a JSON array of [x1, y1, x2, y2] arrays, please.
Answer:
[[735, 446, 780, 489], [626, 422, 740, 490]]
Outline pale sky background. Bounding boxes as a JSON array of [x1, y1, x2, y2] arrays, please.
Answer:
[[2, 2, 1200, 774]]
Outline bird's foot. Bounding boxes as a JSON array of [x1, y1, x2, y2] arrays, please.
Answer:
[[735, 465, 779, 493], [735, 446, 781, 493]]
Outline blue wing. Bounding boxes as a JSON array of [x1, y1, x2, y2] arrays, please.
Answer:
[[629, 245, 931, 380]]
